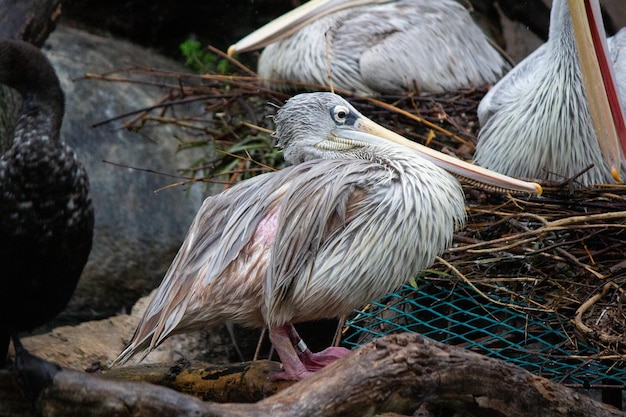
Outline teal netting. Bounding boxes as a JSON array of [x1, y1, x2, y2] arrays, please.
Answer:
[[342, 281, 626, 387]]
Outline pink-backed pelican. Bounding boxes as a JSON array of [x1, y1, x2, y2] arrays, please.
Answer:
[[473, 0, 626, 186], [228, 0, 511, 96], [113, 92, 540, 381]]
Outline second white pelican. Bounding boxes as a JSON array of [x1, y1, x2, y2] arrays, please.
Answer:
[[473, 0, 626, 186], [229, 0, 511, 96]]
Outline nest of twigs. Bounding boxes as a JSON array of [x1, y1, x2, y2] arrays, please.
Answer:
[[86, 47, 626, 364]]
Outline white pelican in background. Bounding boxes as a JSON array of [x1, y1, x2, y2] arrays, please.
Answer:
[[228, 0, 511, 96], [114, 92, 540, 381], [473, 0, 626, 186]]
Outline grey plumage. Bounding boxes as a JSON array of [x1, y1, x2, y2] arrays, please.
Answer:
[[474, 0, 626, 186], [231, 0, 511, 95]]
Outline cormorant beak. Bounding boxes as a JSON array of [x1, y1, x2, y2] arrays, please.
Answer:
[[356, 117, 543, 195], [228, 0, 386, 55], [569, 0, 626, 182]]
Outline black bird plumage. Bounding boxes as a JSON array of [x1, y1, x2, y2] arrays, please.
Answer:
[[0, 40, 94, 367]]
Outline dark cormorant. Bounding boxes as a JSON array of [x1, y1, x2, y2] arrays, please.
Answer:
[[0, 40, 94, 367]]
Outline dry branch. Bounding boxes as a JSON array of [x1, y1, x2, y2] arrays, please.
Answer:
[[2, 333, 623, 417]]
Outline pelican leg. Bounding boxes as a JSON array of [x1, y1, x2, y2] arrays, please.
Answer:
[[268, 324, 313, 381], [286, 324, 351, 371]]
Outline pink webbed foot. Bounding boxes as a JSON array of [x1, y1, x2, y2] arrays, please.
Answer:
[[286, 323, 351, 371], [299, 346, 351, 371], [268, 324, 352, 381], [269, 346, 350, 380]]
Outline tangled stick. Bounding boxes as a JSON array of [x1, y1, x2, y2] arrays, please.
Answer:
[[574, 282, 625, 346]]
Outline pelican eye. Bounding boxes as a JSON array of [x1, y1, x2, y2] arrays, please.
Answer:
[[332, 105, 350, 125]]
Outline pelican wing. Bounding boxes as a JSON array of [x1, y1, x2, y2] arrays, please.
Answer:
[[334, 1, 509, 93], [114, 167, 296, 364], [264, 157, 391, 325], [264, 151, 466, 327], [257, 0, 509, 95], [115, 158, 380, 364]]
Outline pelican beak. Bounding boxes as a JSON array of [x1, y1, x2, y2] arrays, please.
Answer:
[[228, 0, 386, 55], [569, 0, 626, 182], [356, 117, 543, 195]]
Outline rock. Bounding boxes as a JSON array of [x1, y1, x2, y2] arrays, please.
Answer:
[[38, 25, 214, 325], [12, 292, 235, 371], [11, 291, 338, 372]]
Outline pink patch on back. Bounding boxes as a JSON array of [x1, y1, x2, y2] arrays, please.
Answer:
[[251, 207, 280, 246]]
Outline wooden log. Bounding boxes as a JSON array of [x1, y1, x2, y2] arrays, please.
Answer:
[[1, 333, 623, 417], [104, 360, 293, 402]]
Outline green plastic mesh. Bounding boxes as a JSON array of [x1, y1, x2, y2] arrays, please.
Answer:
[[342, 281, 626, 387]]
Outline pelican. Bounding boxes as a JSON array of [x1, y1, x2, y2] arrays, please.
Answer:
[[473, 0, 626, 186], [114, 92, 539, 380], [228, 0, 511, 96], [0, 40, 94, 367]]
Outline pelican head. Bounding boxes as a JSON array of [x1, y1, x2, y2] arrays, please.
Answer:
[[275, 93, 543, 195], [274, 92, 399, 164]]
